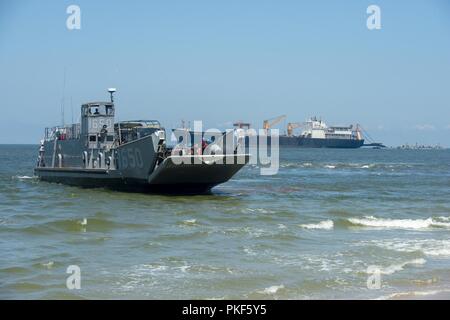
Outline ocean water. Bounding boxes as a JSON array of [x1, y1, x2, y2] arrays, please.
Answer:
[[1, 144, 450, 299]]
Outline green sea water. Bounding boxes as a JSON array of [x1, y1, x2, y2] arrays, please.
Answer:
[[1, 145, 450, 299]]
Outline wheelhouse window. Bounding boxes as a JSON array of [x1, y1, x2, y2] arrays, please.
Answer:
[[105, 105, 114, 115], [86, 104, 114, 116], [88, 105, 101, 115]]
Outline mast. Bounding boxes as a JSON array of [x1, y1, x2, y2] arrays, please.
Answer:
[[60, 68, 66, 127], [108, 88, 121, 144]]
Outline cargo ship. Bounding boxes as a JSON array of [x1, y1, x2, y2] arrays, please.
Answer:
[[234, 116, 373, 149], [281, 117, 365, 148]]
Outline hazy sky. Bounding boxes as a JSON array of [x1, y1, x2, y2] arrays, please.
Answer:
[[1, 0, 449, 146]]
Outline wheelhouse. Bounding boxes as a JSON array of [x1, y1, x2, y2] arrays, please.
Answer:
[[115, 120, 163, 144]]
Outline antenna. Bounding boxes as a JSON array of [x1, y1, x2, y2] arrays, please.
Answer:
[[70, 96, 74, 124], [109, 88, 120, 144], [108, 88, 116, 103], [61, 68, 67, 126]]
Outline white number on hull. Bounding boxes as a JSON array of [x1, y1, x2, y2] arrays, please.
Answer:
[[90, 118, 112, 130], [119, 148, 144, 169]]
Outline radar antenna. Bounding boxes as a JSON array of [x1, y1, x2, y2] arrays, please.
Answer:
[[108, 88, 116, 103]]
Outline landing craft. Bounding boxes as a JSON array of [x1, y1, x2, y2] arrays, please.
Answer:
[[34, 89, 250, 194]]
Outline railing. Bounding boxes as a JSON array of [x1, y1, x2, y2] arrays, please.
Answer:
[[45, 124, 81, 141]]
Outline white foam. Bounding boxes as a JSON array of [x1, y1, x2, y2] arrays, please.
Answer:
[[347, 216, 450, 230], [425, 248, 450, 256], [260, 285, 284, 295], [431, 217, 450, 228], [379, 258, 426, 275], [140, 264, 168, 273], [324, 165, 336, 169], [42, 261, 54, 269], [376, 289, 450, 300], [243, 247, 257, 256], [245, 208, 273, 214], [363, 239, 450, 258], [299, 220, 334, 230], [183, 219, 196, 224], [177, 265, 190, 273], [15, 175, 34, 180]]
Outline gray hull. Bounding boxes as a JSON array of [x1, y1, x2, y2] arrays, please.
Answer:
[[35, 154, 249, 194]]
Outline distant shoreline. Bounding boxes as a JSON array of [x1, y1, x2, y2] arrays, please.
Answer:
[[0, 143, 449, 149]]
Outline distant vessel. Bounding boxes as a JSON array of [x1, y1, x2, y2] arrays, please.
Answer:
[[281, 117, 365, 148], [235, 117, 367, 149], [34, 89, 249, 194]]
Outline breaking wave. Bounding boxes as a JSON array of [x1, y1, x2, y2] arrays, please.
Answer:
[[376, 289, 450, 300], [364, 239, 450, 257], [346, 216, 450, 230], [280, 162, 313, 168], [181, 219, 197, 226], [259, 285, 285, 295], [278, 162, 422, 172], [378, 258, 426, 275], [14, 175, 35, 180], [299, 220, 334, 230]]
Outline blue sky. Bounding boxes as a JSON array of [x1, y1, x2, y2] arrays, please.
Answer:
[[1, 0, 449, 146]]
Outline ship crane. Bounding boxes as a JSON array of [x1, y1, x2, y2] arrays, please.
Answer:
[[263, 115, 286, 134], [287, 122, 303, 136], [358, 124, 386, 148]]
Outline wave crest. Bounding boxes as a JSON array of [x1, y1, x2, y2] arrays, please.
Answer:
[[379, 258, 426, 275], [299, 220, 334, 230], [347, 216, 450, 230]]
